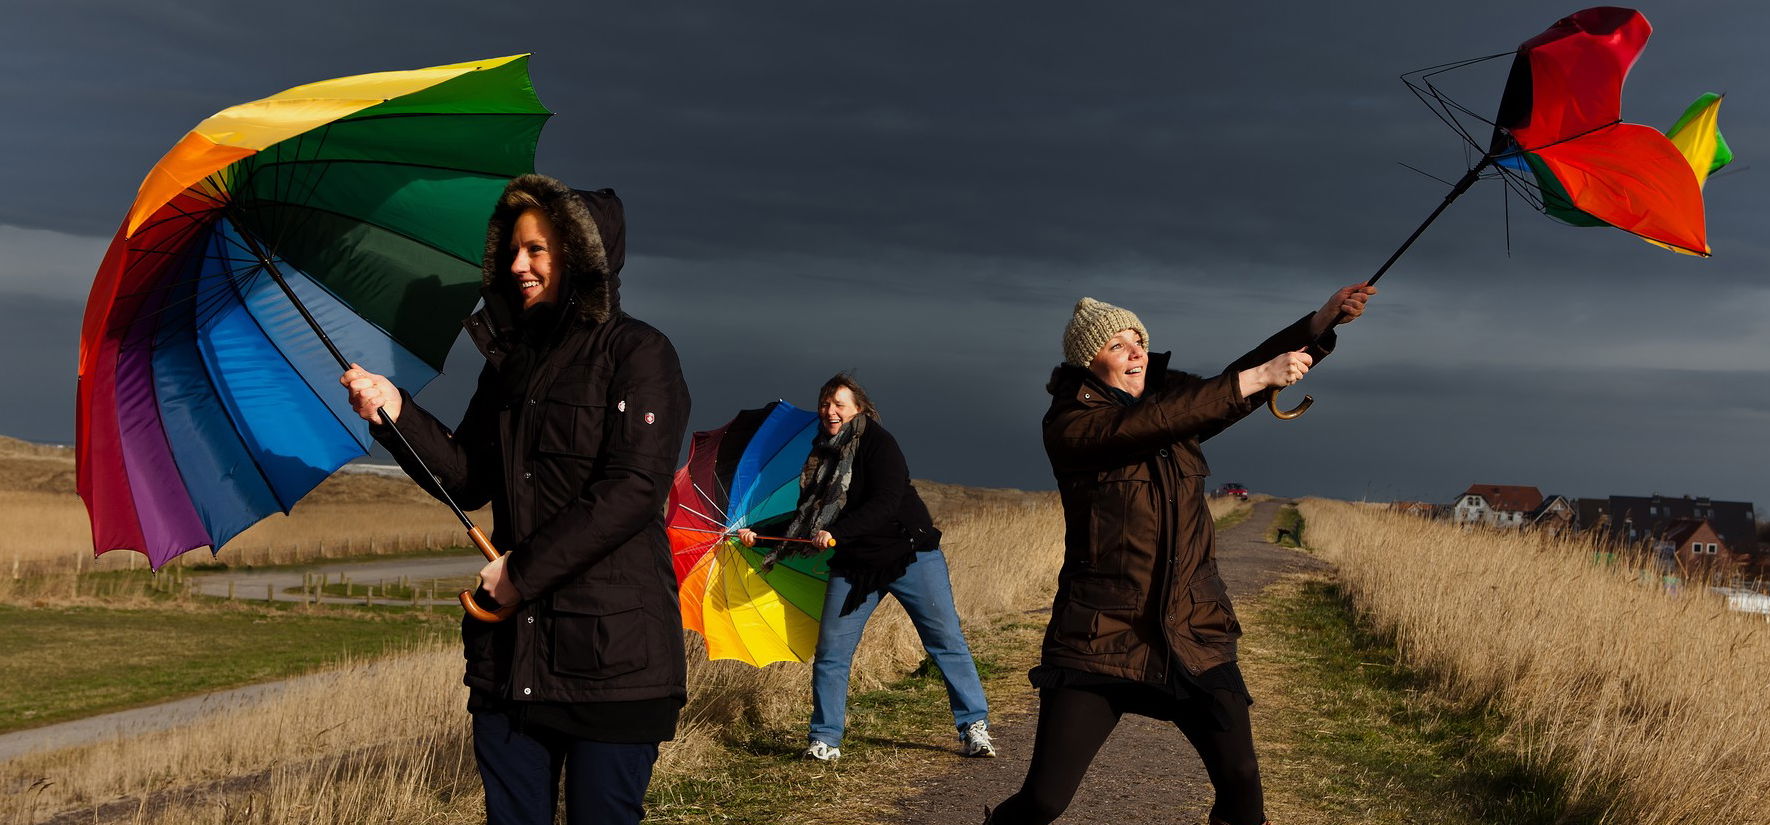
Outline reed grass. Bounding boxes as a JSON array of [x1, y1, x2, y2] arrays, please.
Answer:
[[1298, 498, 1770, 825]]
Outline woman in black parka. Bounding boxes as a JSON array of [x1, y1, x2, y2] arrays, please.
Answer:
[[342, 174, 690, 825]]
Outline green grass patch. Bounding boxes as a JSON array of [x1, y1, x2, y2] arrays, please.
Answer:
[[0, 602, 453, 734], [1267, 504, 1305, 547], [1248, 577, 1606, 825], [646, 619, 1043, 824]]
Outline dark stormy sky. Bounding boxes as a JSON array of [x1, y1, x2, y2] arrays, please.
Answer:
[[4, 1, 1767, 507]]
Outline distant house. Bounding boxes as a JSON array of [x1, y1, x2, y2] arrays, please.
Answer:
[[1585, 494, 1758, 555], [1452, 484, 1544, 529], [1653, 518, 1744, 581], [1390, 501, 1442, 518], [1529, 495, 1575, 536]]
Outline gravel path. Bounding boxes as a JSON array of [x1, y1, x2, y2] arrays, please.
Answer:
[[190, 553, 485, 606], [888, 499, 1325, 824]]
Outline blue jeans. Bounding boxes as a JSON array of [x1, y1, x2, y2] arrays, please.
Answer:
[[809, 548, 989, 746], [472, 709, 658, 825]]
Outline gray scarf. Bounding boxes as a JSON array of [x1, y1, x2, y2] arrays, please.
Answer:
[[768, 414, 866, 567]]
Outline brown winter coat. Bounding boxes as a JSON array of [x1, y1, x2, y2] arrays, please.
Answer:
[[1039, 313, 1333, 684]]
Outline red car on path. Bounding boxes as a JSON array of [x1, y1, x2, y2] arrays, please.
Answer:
[[1214, 482, 1249, 501]]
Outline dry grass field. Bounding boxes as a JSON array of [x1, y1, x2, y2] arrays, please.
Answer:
[[1299, 498, 1770, 825], [0, 436, 482, 583], [1, 478, 1124, 824]]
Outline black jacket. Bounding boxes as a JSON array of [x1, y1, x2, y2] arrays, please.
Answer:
[[819, 422, 939, 580], [376, 176, 690, 704]]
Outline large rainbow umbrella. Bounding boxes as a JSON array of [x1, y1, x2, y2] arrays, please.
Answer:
[[76, 56, 549, 569], [667, 402, 833, 666]]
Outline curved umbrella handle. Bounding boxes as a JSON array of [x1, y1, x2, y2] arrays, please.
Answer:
[[1267, 386, 1314, 421], [460, 525, 519, 623], [459, 589, 519, 622]]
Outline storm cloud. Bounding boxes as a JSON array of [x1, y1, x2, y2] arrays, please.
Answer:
[[4, 0, 1767, 507]]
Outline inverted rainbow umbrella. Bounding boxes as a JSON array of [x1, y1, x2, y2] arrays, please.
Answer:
[[1270, 7, 1726, 419], [76, 55, 549, 581], [667, 401, 835, 666]]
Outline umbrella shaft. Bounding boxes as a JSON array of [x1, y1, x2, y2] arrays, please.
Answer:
[[1308, 156, 1491, 348], [235, 224, 355, 371], [236, 224, 479, 534], [675, 527, 827, 545], [1365, 158, 1489, 291]]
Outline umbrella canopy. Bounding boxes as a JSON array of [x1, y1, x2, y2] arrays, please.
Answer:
[[76, 55, 550, 568], [668, 401, 832, 666], [1487, 7, 1710, 255]]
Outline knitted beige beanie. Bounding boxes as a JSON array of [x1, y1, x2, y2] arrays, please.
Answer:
[[1063, 297, 1148, 367]]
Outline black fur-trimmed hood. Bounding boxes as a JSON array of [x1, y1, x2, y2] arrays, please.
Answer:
[[481, 173, 625, 324]]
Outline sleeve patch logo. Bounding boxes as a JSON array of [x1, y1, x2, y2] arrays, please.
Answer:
[[644, 412, 656, 424], [617, 400, 626, 413]]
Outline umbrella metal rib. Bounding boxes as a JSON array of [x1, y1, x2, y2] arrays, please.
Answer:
[[231, 220, 490, 540]]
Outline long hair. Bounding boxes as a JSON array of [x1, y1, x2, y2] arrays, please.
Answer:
[[817, 372, 880, 421]]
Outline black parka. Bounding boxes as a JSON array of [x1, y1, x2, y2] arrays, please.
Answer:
[[1038, 314, 1331, 684], [819, 422, 940, 579], [376, 176, 690, 705]]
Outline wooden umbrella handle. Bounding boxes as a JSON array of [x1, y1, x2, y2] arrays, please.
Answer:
[[460, 525, 518, 622], [467, 525, 500, 562], [1267, 386, 1314, 420]]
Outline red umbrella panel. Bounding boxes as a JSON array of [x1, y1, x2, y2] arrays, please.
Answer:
[[667, 401, 832, 666], [1488, 7, 1710, 255]]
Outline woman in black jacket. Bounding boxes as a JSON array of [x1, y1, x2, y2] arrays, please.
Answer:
[[341, 174, 689, 825], [738, 374, 994, 761]]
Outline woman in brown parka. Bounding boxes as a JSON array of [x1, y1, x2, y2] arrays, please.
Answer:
[[987, 285, 1374, 825]]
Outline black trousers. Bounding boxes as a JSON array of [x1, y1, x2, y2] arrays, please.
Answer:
[[471, 708, 659, 825], [990, 685, 1265, 825]]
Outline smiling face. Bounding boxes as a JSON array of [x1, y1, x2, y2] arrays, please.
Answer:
[[1087, 328, 1148, 396], [508, 208, 563, 310], [819, 386, 861, 436]]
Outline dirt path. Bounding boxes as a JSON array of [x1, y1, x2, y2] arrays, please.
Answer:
[[888, 499, 1325, 824]]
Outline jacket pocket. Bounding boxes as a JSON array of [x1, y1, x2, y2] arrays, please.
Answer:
[[548, 584, 651, 680], [1087, 464, 1153, 573], [536, 378, 606, 459], [1054, 578, 1143, 654], [1185, 574, 1241, 644], [461, 614, 498, 677]]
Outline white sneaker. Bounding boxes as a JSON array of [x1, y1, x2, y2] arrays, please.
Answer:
[[959, 720, 997, 758], [803, 740, 841, 761]]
